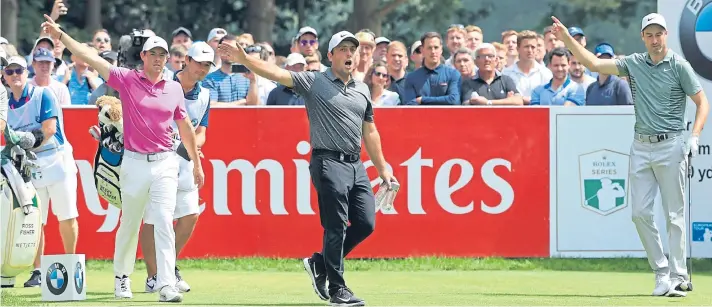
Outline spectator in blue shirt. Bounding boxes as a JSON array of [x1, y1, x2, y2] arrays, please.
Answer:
[[403, 32, 462, 105], [585, 43, 633, 106], [202, 34, 250, 106], [531, 47, 585, 106]]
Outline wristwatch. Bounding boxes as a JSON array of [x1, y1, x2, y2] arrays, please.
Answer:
[[486, 100, 492, 106]]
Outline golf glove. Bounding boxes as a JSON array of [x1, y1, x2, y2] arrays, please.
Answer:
[[685, 135, 699, 157]]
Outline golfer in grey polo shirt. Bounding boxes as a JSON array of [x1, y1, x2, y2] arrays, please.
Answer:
[[552, 13, 709, 297], [218, 30, 397, 307]]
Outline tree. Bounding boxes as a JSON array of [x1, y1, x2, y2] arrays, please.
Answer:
[[1, 0, 19, 45], [349, 0, 410, 36], [246, 0, 277, 43]]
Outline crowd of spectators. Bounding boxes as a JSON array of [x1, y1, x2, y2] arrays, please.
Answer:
[[0, 2, 634, 108]]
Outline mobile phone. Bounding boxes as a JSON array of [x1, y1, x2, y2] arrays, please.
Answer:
[[231, 64, 249, 74]]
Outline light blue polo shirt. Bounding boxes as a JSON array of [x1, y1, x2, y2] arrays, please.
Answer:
[[530, 77, 585, 106]]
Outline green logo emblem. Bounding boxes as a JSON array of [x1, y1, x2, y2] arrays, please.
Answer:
[[579, 149, 629, 215]]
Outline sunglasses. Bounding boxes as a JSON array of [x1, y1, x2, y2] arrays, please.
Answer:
[[245, 45, 263, 53], [307, 69, 320, 72], [4, 67, 24, 76], [373, 71, 389, 78], [300, 40, 317, 46], [414, 47, 422, 54], [95, 37, 110, 43]]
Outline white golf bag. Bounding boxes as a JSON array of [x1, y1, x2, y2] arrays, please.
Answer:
[[0, 153, 42, 288], [90, 103, 124, 208]]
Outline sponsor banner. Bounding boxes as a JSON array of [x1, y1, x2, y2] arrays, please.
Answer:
[[661, 0, 712, 257], [41, 107, 550, 259], [550, 106, 712, 258]]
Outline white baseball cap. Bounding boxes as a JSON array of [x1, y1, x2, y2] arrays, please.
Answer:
[[187, 41, 215, 66], [297, 26, 318, 39], [411, 40, 422, 55], [0, 37, 8, 45], [285, 53, 306, 66], [375, 37, 390, 45], [641, 13, 667, 31], [328, 31, 359, 53], [6, 56, 27, 69], [142, 36, 169, 52], [207, 28, 227, 42], [33, 36, 55, 51]]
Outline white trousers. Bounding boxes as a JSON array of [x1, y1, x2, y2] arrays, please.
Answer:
[[630, 134, 688, 280], [144, 156, 200, 222], [113, 150, 179, 290]]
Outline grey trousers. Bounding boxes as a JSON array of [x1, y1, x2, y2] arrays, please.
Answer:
[[629, 134, 688, 280]]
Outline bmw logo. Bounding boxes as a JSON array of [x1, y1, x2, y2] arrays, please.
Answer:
[[74, 262, 84, 294], [680, 0, 712, 80], [46, 262, 68, 295]]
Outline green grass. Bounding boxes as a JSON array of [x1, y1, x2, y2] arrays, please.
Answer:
[[3, 257, 712, 306]]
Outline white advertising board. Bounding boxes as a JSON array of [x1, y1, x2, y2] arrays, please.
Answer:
[[659, 0, 712, 257], [550, 107, 672, 258]]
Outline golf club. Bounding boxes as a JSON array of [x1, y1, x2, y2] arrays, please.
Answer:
[[686, 152, 693, 289]]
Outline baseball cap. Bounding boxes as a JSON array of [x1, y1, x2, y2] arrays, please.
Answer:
[[172, 27, 192, 38], [187, 41, 215, 66], [568, 27, 585, 37], [594, 43, 615, 58], [32, 47, 55, 62], [142, 36, 170, 52], [641, 13, 667, 31], [297, 26, 318, 39], [6, 56, 27, 69], [411, 41, 422, 54], [375, 37, 390, 45], [33, 36, 55, 50], [0, 37, 8, 45], [328, 31, 360, 53], [99, 50, 119, 62], [0, 48, 7, 66], [207, 28, 227, 42], [285, 53, 306, 66]]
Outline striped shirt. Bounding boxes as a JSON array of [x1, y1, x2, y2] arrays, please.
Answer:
[[615, 49, 702, 135], [202, 69, 250, 103]]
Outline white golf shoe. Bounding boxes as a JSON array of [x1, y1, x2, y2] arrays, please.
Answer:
[[159, 285, 184, 302], [652, 273, 671, 296], [145, 275, 158, 293], [175, 267, 191, 293], [114, 275, 133, 299]]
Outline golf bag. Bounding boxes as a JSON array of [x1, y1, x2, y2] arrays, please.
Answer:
[[91, 99, 124, 208], [0, 142, 42, 288]]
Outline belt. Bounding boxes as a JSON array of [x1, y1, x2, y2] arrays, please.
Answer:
[[312, 149, 361, 163], [124, 150, 173, 162], [634, 132, 681, 143]]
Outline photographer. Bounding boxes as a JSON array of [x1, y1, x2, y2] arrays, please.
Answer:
[[41, 14, 204, 303]]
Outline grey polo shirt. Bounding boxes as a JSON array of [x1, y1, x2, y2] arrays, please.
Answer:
[[585, 75, 633, 106], [461, 71, 519, 101], [290, 69, 374, 155], [615, 50, 702, 135]]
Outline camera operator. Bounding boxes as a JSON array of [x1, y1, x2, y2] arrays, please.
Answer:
[[41, 14, 204, 303]]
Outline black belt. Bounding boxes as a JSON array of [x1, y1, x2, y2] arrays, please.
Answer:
[[312, 149, 360, 163]]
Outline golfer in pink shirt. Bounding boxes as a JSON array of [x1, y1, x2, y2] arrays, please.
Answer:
[[42, 15, 205, 303]]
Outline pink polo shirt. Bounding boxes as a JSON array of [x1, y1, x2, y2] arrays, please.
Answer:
[[107, 67, 187, 154]]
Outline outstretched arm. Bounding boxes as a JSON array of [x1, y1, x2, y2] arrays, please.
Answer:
[[41, 14, 112, 80], [550, 16, 620, 75], [217, 43, 293, 88]]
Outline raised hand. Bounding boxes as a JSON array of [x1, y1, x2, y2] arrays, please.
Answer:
[[550, 16, 570, 41], [217, 42, 247, 64], [50, 0, 68, 21], [40, 14, 63, 41]]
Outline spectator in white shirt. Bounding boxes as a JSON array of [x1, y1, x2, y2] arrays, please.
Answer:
[[502, 30, 552, 105], [569, 53, 596, 90], [245, 45, 276, 105], [29, 48, 71, 106], [206, 28, 227, 73], [501, 30, 519, 67], [365, 61, 400, 106], [444, 25, 467, 66]]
